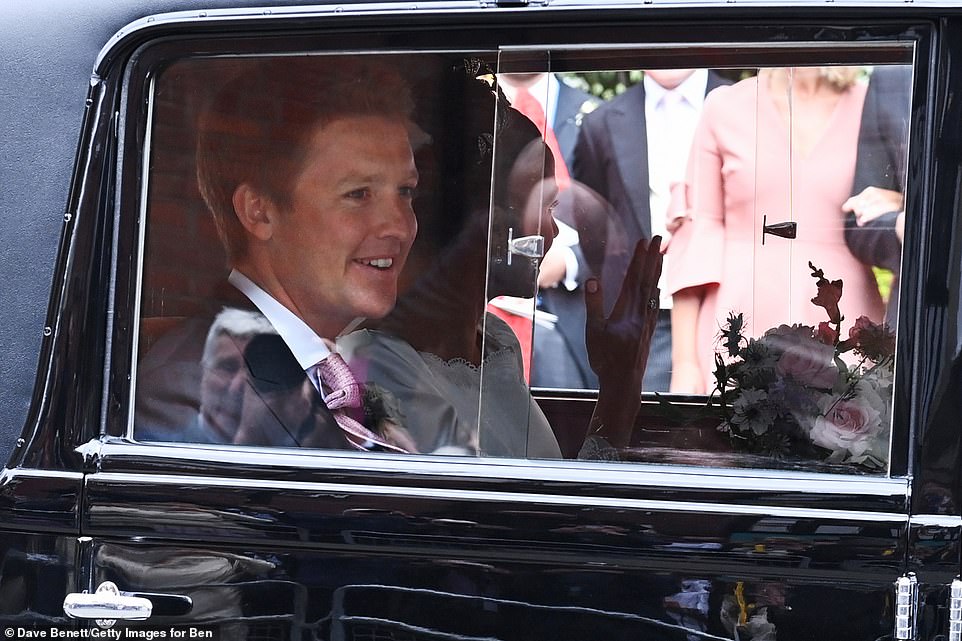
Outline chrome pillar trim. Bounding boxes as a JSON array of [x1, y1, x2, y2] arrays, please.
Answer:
[[895, 573, 918, 641], [63, 581, 152, 627], [948, 577, 962, 641]]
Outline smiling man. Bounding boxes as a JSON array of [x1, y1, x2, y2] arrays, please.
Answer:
[[135, 57, 422, 450]]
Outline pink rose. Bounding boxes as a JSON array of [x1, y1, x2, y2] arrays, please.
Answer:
[[811, 395, 883, 458], [775, 338, 837, 389], [848, 315, 896, 362], [765, 324, 814, 342]]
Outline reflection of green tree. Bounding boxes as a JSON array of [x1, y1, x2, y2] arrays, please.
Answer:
[[561, 70, 644, 100], [873, 267, 893, 303]]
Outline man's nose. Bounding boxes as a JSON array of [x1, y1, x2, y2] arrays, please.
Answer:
[[379, 196, 417, 241], [227, 369, 248, 396]]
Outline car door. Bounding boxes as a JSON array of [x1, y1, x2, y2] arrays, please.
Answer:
[[36, 5, 958, 641]]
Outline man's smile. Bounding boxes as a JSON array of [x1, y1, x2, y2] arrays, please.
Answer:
[[358, 257, 395, 270]]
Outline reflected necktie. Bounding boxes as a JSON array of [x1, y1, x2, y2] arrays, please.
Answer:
[[511, 86, 571, 190], [316, 353, 409, 453]]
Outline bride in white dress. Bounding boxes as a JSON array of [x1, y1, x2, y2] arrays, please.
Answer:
[[340, 71, 661, 459]]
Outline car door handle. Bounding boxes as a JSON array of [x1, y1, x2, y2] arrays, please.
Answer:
[[63, 581, 152, 622], [761, 215, 797, 244]]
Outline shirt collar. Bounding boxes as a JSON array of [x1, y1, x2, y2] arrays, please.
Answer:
[[500, 73, 559, 124], [228, 269, 331, 370], [644, 69, 710, 111]]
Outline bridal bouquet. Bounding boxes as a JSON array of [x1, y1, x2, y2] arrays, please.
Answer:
[[712, 263, 895, 470]]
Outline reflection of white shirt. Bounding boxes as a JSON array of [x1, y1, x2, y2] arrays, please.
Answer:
[[498, 73, 559, 130], [644, 70, 708, 308], [228, 269, 330, 375], [500, 73, 579, 290], [554, 218, 580, 291]]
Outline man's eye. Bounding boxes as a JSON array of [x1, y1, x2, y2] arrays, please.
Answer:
[[209, 360, 240, 376], [547, 199, 560, 215], [345, 188, 370, 200], [399, 185, 418, 199]]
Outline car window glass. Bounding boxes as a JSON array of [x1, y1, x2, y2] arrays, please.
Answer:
[[487, 47, 911, 474], [130, 45, 912, 477], [133, 52, 501, 452]]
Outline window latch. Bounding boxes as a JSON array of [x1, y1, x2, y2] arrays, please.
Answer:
[[761, 214, 797, 245], [507, 227, 544, 265]]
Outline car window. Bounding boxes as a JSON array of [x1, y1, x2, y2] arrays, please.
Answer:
[[132, 51, 501, 451], [129, 43, 913, 477], [495, 46, 911, 474]]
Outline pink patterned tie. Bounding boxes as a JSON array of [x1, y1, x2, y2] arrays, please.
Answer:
[[316, 353, 409, 453]]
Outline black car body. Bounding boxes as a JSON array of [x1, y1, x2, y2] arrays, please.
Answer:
[[1, 1, 961, 639]]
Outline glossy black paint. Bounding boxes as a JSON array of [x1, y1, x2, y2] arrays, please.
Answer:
[[91, 538, 896, 639], [1, 1, 962, 638], [0, 532, 79, 626]]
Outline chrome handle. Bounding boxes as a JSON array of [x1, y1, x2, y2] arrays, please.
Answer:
[[761, 214, 797, 245], [506, 227, 544, 265], [63, 581, 152, 626], [894, 573, 917, 641]]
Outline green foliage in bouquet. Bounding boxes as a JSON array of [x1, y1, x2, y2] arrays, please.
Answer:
[[712, 263, 896, 470]]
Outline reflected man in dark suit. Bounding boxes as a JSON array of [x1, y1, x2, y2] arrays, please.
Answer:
[[843, 64, 912, 329], [572, 69, 731, 391]]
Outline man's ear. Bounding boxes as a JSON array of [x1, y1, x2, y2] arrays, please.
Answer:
[[232, 183, 275, 242]]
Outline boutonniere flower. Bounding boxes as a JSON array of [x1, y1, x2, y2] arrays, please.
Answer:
[[363, 383, 419, 452]]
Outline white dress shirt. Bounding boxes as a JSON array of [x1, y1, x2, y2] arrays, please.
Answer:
[[498, 73, 559, 130], [500, 73, 580, 290], [228, 269, 331, 385], [644, 69, 709, 308]]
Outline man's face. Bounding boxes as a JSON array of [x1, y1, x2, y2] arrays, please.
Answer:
[[200, 332, 251, 442], [264, 116, 418, 337]]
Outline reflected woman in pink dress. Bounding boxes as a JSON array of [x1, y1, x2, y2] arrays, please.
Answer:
[[668, 67, 885, 393]]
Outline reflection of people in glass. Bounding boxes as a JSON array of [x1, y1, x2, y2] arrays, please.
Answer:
[[843, 65, 912, 329], [341, 75, 663, 458], [136, 56, 422, 449], [667, 66, 885, 393], [573, 69, 731, 393], [197, 308, 277, 443], [497, 72, 602, 390]]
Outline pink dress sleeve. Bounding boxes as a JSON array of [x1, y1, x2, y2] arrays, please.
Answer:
[[665, 86, 729, 296]]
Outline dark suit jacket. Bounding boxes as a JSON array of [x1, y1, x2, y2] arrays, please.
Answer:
[[567, 71, 731, 318], [553, 80, 602, 170], [845, 65, 912, 327], [134, 283, 348, 449], [532, 80, 602, 389], [571, 71, 731, 249]]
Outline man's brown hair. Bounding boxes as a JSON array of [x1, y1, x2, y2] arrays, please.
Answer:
[[196, 55, 415, 261]]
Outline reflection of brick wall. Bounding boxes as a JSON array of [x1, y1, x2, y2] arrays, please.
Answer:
[[141, 60, 236, 319]]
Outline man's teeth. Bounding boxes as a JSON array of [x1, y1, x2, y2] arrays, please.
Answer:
[[362, 258, 393, 268]]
